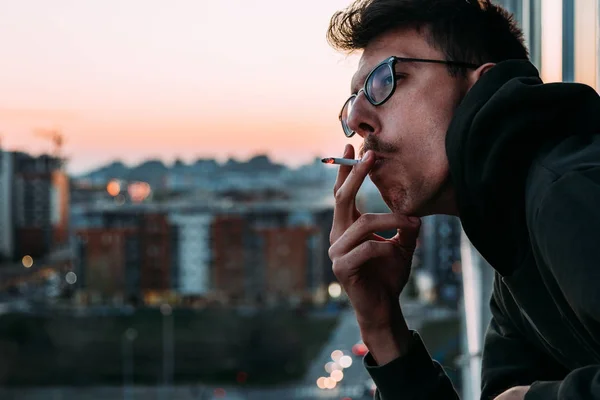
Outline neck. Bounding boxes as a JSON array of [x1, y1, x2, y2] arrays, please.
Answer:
[[418, 180, 460, 217]]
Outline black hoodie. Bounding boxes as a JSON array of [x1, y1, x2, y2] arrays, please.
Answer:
[[363, 59, 600, 399]]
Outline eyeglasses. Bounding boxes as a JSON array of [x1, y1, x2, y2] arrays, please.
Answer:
[[339, 56, 480, 137]]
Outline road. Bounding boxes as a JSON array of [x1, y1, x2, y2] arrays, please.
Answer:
[[0, 300, 445, 400], [299, 307, 371, 399]]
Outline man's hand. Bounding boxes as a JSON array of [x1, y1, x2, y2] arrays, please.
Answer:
[[493, 386, 531, 400], [328, 144, 421, 365]]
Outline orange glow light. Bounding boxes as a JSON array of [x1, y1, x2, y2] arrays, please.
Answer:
[[127, 181, 151, 203], [106, 180, 121, 197]]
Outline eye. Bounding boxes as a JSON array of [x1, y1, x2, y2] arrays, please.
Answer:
[[382, 74, 394, 86]]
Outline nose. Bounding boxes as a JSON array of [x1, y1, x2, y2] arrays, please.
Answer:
[[345, 91, 377, 139]]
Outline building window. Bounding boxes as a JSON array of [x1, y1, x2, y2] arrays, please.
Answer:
[[147, 246, 161, 257], [102, 234, 112, 245]]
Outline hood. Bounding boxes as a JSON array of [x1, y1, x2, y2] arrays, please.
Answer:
[[445, 59, 600, 275]]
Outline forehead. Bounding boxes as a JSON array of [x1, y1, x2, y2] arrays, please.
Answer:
[[351, 28, 442, 90]]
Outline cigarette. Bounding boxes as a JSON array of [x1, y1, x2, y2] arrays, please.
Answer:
[[321, 157, 360, 166]]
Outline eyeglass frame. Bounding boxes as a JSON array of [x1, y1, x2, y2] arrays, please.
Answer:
[[339, 56, 481, 137]]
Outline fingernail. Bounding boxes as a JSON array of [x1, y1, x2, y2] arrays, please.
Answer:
[[361, 151, 372, 162]]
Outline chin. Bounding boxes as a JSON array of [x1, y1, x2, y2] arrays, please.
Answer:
[[375, 183, 414, 215], [371, 164, 429, 216], [378, 183, 437, 217]]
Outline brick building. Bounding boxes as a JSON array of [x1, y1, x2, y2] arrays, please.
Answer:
[[210, 208, 326, 306], [74, 210, 173, 305]]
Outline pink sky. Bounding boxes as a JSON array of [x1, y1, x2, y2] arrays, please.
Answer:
[[0, 0, 363, 173]]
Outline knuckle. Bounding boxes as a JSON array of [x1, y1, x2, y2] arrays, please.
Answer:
[[334, 188, 346, 205], [357, 213, 374, 226], [362, 240, 377, 253], [331, 260, 347, 279], [361, 240, 386, 257], [333, 183, 341, 196], [331, 261, 341, 277], [327, 245, 336, 261], [329, 228, 340, 246], [356, 213, 377, 230]]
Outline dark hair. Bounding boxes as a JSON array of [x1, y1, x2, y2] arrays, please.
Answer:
[[327, 0, 529, 76]]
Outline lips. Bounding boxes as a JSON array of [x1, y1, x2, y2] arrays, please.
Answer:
[[369, 157, 385, 176]]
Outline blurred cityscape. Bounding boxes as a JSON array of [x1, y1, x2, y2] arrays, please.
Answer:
[[0, 0, 598, 399], [0, 144, 464, 399]]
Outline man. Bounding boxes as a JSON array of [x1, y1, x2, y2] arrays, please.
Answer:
[[326, 0, 600, 399]]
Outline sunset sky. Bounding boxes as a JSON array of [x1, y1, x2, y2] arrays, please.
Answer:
[[2, 1, 597, 174], [0, 0, 363, 174]]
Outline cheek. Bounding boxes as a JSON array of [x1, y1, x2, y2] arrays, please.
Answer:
[[390, 111, 449, 181], [382, 80, 457, 163]]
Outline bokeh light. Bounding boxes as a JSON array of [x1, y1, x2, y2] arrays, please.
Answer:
[[115, 194, 126, 205], [22, 255, 33, 268], [127, 181, 151, 203], [331, 350, 343, 362], [316, 377, 327, 389], [328, 282, 342, 298], [324, 361, 335, 373], [330, 369, 344, 382], [65, 272, 77, 284], [106, 179, 121, 197], [352, 342, 369, 356], [324, 377, 337, 389], [339, 355, 353, 368]]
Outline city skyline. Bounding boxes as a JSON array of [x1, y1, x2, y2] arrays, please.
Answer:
[[0, 0, 362, 174]]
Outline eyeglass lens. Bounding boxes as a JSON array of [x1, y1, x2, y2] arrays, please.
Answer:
[[340, 62, 394, 137]]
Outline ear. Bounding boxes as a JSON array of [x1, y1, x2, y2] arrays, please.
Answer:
[[466, 62, 496, 88]]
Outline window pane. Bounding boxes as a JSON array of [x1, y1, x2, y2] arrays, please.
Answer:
[[563, 0, 575, 81], [575, 0, 599, 89], [541, 0, 563, 82], [597, 0, 600, 90], [529, 0, 543, 70]]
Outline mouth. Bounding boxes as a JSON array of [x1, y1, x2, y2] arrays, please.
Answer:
[[369, 157, 386, 176]]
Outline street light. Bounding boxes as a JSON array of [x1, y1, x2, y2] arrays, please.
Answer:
[[122, 328, 138, 400], [160, 303, 174, 400]]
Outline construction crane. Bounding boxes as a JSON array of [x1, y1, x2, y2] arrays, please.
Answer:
[[33, 127, 64, 158]]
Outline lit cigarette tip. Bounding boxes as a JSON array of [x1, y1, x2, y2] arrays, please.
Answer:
[[321, 157, 360, 166]]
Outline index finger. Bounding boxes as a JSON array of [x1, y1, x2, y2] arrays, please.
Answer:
[[334, 149, 375, 210], [330, 150, 376, 243], [330, 145, 356, 244], [333, 144, 355, 196]]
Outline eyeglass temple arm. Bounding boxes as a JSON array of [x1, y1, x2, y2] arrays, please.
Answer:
[[397, 57, 479, 69]]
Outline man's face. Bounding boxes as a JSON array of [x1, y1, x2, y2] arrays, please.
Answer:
[[348, 28, 470, 216]]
